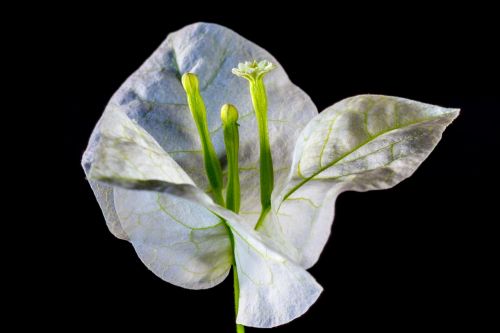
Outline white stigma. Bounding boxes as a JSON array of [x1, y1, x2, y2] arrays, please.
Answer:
[[232, 60, 276, 80]]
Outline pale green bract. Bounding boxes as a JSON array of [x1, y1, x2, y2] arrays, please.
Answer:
[[265, 95, 460, 268], [82, 22, 459, 328]]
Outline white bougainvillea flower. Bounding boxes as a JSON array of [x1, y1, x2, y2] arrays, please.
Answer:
[[82, 22, 459, 329]]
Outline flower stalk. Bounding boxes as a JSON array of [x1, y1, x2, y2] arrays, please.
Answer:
[[233, 265, 245, 333]]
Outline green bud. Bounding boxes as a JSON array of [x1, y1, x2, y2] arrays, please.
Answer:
[[181, 72, 200, 93], [221, 103, 239, 125]]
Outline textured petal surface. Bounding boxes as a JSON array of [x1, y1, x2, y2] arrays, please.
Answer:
[[114, 188, 232, 289], [87, 180, 128, 240], [228, 217, 322, 328], [84, 105, 233, 289], [266, 95, 460, 268], [102, 22, 317, 226], [82, 120, 128, 239], [88, 108, 194, 187], [91, 173, 323, 328], [204, 206, 322, 328], [85, 103, 321, 306]]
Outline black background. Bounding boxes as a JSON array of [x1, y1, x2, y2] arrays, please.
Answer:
[[59, 6, 498, 332]]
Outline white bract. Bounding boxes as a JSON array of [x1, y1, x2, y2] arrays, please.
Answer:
[[82, 22, 459, 329]]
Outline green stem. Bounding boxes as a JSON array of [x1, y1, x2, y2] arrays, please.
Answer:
[[233, 265, 245, 333], [225, 225, 245, 333], [249, 78, 274, 225]]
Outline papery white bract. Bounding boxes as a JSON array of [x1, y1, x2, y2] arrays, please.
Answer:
[[82, 22, 458, 328], [84, 106, 323, 326], [264, 95, 459, 268], [82, 22, 319, 328]]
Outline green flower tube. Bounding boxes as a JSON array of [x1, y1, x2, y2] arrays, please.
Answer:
[[221, 104, 241, 214], [221, 104, 244, 333], [232, 60, 276, 229], [181, 73, 225, 206]]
